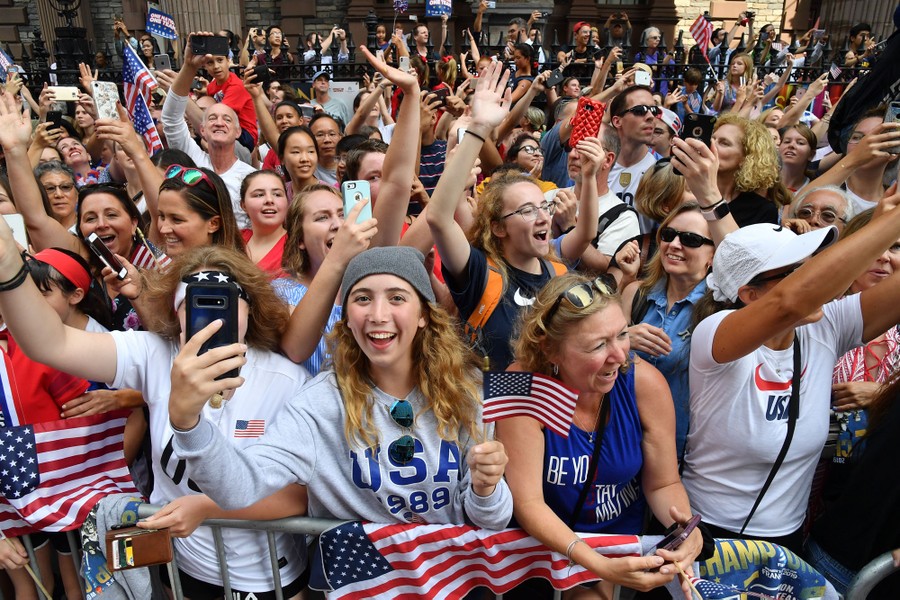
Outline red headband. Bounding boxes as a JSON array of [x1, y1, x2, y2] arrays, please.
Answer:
[[33, 248, 92, 294]]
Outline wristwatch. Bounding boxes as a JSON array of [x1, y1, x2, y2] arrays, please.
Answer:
[[700, 199, 730, 221]]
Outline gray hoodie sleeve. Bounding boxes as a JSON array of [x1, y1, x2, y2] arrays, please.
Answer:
[[172, 398, 319, 510]]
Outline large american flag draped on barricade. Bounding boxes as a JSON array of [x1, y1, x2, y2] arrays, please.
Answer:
[[482, 371, 578, 438], [310, 523, 839, 600], [0, 411, 138, 538], [121, 43, 163, 154], [690, 14, 715, 60], [310, 522, 643, 599]]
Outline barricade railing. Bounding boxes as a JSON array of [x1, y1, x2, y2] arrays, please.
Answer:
[[845, 551, 899, 600], [9, 504, 608, 600]]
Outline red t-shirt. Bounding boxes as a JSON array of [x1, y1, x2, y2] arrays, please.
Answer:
[[0, 331, 90, 424], [206, 72, 259, 146], [241, 229, 287, 280]]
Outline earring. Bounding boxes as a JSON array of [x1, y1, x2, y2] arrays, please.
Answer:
[[552, 363, 559, 376]]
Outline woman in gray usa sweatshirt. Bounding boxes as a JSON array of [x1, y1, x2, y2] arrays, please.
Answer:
[[169, 246, 513, 529]]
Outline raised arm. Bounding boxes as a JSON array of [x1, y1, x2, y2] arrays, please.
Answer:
[[473, 0, 488, 39], [243, 67, 280, 148], [359, 46, 422, 247], [776, 72, 826, 129], [760, 55, 794, 107], [0, 95, 80, 254], [426, 61, 510, 280], [345, 75, 385, 135], [807, 122, 900, 191], [0, 215, 118, 383], [559, 137, 605, 261], [496, 70, 549, 143], [711, 200, 900, 363], [94, 104, 164, 244]]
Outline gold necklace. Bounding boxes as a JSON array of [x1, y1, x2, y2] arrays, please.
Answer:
[[574, 395, 605, 443]]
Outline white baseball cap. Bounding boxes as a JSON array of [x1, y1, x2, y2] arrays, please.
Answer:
[[707, 223, 838, 302]]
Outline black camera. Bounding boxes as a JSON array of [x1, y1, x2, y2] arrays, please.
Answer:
[[745, 11, 756, 19]]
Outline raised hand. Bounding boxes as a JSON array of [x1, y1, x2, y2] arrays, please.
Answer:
[[0, 91, 33, 151], [359, 45, 418, 95], [469, 60, 511, 133], [327, 199, 378, 268]]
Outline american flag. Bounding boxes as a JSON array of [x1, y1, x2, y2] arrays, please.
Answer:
[[130, 242, 171, 271], [234, 419, 266, 438], [0, 411, 138, 538], [829, 62, 842, 79], [310, 522, 643, 599], [0, 352, 22, 428], [122, 44, 163, 154], [482, 371, 578, 438], [690, 14, 714, 60], [393, 0, 408, 14]]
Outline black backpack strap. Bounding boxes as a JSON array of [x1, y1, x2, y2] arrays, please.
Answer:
[[592, 203, 635, 248], [567, 398, 611, 530], [630, 286, 651, 325], [740, 333, 802, 535]]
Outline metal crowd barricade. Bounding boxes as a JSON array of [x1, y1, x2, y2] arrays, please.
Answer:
[[7, 504, 615, 600], [845, 551, 900, 600]]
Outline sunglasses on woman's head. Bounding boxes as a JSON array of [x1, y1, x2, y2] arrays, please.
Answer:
[[622, 105, 661, 118], [165, 164, 213, 188], [545, 275, 617, 325], [659, 227, 714, 248], [388, 399, 417, 465]]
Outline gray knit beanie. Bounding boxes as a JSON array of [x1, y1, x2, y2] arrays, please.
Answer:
[[341, 247, 435, 317]]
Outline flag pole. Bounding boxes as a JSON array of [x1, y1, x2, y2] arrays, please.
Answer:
[[672, 560, 702, 600], [0, 533, 53, 599]]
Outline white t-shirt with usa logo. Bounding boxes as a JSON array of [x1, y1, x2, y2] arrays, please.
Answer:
[[681, 294, 863, 538]]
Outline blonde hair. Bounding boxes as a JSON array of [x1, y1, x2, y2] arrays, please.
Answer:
[[513, 273, 628, 375], [633, 159, 686, 222], [436, 57, 458, 88], [715, 113, 779, 193], [728, 54, 753, 86], [328, 300, 482, 451], [144, 245, 289, 351], [281, 184, 342, 279]]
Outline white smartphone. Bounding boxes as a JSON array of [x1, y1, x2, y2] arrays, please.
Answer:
[[399, 56, 410, 73], [48, 86, 79, 102], [2, 214, 27, 249], [635, 70, 651, 87], [91, 81, 120, 120], [341, 181, 373, 225]]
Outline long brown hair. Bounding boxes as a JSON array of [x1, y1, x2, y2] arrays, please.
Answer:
[[281, 184, 342, 279], [144, 245, 289, 350], [638, 202, 711, 297]]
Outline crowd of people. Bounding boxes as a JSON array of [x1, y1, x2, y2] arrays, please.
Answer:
[[0, 3, 898, 599]]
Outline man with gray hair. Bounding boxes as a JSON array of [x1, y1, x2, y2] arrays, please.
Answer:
[[160, 33, 257, 227], [790, 185, 851, 234]]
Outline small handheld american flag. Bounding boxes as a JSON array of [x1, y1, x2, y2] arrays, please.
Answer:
[[690, 14, 714, 61], [483, 371, 578, 438]]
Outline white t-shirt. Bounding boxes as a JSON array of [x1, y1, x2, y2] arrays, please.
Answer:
[[109, 330, 310, 590], [844, 184, 878, 220], [545, 187, 640, 255], [682, 295, 863, 537], [608, 152, 658, 234]]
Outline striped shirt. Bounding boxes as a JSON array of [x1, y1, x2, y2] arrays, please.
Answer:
[[271, 277, 341, 376]]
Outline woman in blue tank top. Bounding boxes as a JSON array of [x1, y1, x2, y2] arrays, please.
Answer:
[[498, 273, 702, 597]]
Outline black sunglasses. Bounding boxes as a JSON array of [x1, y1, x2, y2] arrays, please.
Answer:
[[388, 399, 417, 465], [748, 263, 801, 286], [659, 227, 714, 248], [545, 275, 617, 325], [622, 104, 661, 118]]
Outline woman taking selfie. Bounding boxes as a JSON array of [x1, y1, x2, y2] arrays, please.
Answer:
[[0, 242, 311, 599]]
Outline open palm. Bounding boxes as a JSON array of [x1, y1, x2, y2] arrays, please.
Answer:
[[0, 92, 32, 151], [470, 60, 511, 131]]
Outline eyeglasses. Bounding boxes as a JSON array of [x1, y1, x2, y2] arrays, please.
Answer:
[[545, 275, 617, 325], [166, 164, 213, 188], [501, 200, 556, 221], [796, 206, 844, 225], [43, 183, 76, 195], [748, 263, 801, 286], [387, 399, 417, 465], [622, 104, 661, 118], [648, 35, 661, 40], [659, 227, 714, 248], [519, 145, 542, 156], [314, 131, 340, 139]]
